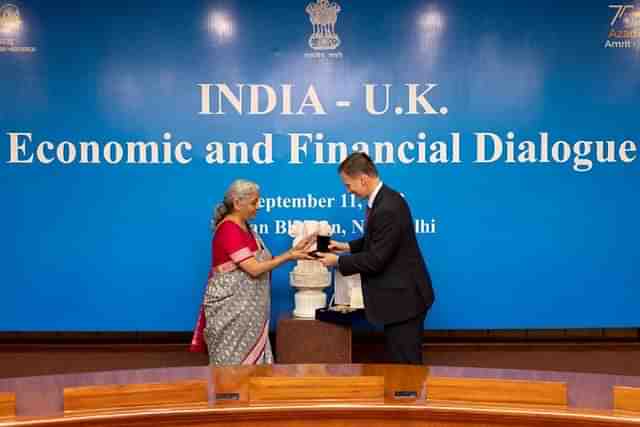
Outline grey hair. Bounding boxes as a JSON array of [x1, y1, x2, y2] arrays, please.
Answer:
[[211, 179, 260, 230]]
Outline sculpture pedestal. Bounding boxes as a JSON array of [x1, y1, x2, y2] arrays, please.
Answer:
[[276, 315, 351, 364], [292, 289, 327, 318], [289, 269, 330, 319]]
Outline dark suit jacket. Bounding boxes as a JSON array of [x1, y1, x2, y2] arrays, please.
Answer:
[[337, 184, 435, 325]]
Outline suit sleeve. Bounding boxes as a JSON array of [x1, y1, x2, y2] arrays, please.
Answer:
[[338, 209, 401, 276], [348, 237, 364, 253]]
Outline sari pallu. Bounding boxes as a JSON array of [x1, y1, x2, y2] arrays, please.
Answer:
[[203, 234, 273, 365]]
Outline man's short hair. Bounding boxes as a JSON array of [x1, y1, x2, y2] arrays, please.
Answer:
[[338, 152, 379, 177]]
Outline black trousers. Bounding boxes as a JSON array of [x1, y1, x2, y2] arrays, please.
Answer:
[[383, 310, 427, 364]]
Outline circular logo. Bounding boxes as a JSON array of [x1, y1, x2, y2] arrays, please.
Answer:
[[0, 4, 22, 35]]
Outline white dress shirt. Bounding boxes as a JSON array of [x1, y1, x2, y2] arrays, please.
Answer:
[[368, 181, 383, 209]]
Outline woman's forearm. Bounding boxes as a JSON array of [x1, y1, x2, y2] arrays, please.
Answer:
[[239, 251, 293, 277]]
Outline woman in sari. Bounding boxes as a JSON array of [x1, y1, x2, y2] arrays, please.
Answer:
[[203, 179, 313, 365]]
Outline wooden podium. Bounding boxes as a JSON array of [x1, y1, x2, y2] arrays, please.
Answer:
[[276, 315, 352, 363], [11, 363, 639, 427]]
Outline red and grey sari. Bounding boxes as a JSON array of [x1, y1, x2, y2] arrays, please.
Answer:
[[202, 221, 273, 365]]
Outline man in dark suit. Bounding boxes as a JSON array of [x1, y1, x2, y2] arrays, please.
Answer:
[[318, 152, 435, 364]]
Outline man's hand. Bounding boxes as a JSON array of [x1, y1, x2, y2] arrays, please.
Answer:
[[316, 252, 339, 267], [328, 240, 349, 253]]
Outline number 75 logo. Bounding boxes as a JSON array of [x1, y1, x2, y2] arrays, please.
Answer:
[[609, 4, 635, 26]]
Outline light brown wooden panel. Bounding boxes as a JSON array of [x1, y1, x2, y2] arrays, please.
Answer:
[[614, 386, 640, 412], [63, 380, 207, 413], [362, 364, 429, 401], [256, 364, 340, 377], [249, 375, 384, 403], [212, 364, 427, 404], [0, 392, 16, 418], [211, 365, 257, 404], [211, 364, 364, 405], [426, 376, 567, 407]]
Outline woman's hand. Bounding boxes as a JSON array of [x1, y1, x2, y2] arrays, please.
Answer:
[[288, 248, 315, 261], [282, 233, 316, 261], [293, 233, 317, 251]]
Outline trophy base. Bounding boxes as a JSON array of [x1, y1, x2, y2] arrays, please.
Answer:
[[315, 306, 365, 325]]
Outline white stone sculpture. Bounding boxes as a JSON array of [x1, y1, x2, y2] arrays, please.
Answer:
[[288, 220, 332, 318]]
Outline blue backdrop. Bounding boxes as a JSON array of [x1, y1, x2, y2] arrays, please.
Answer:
[[1, 0, 638, 331]]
